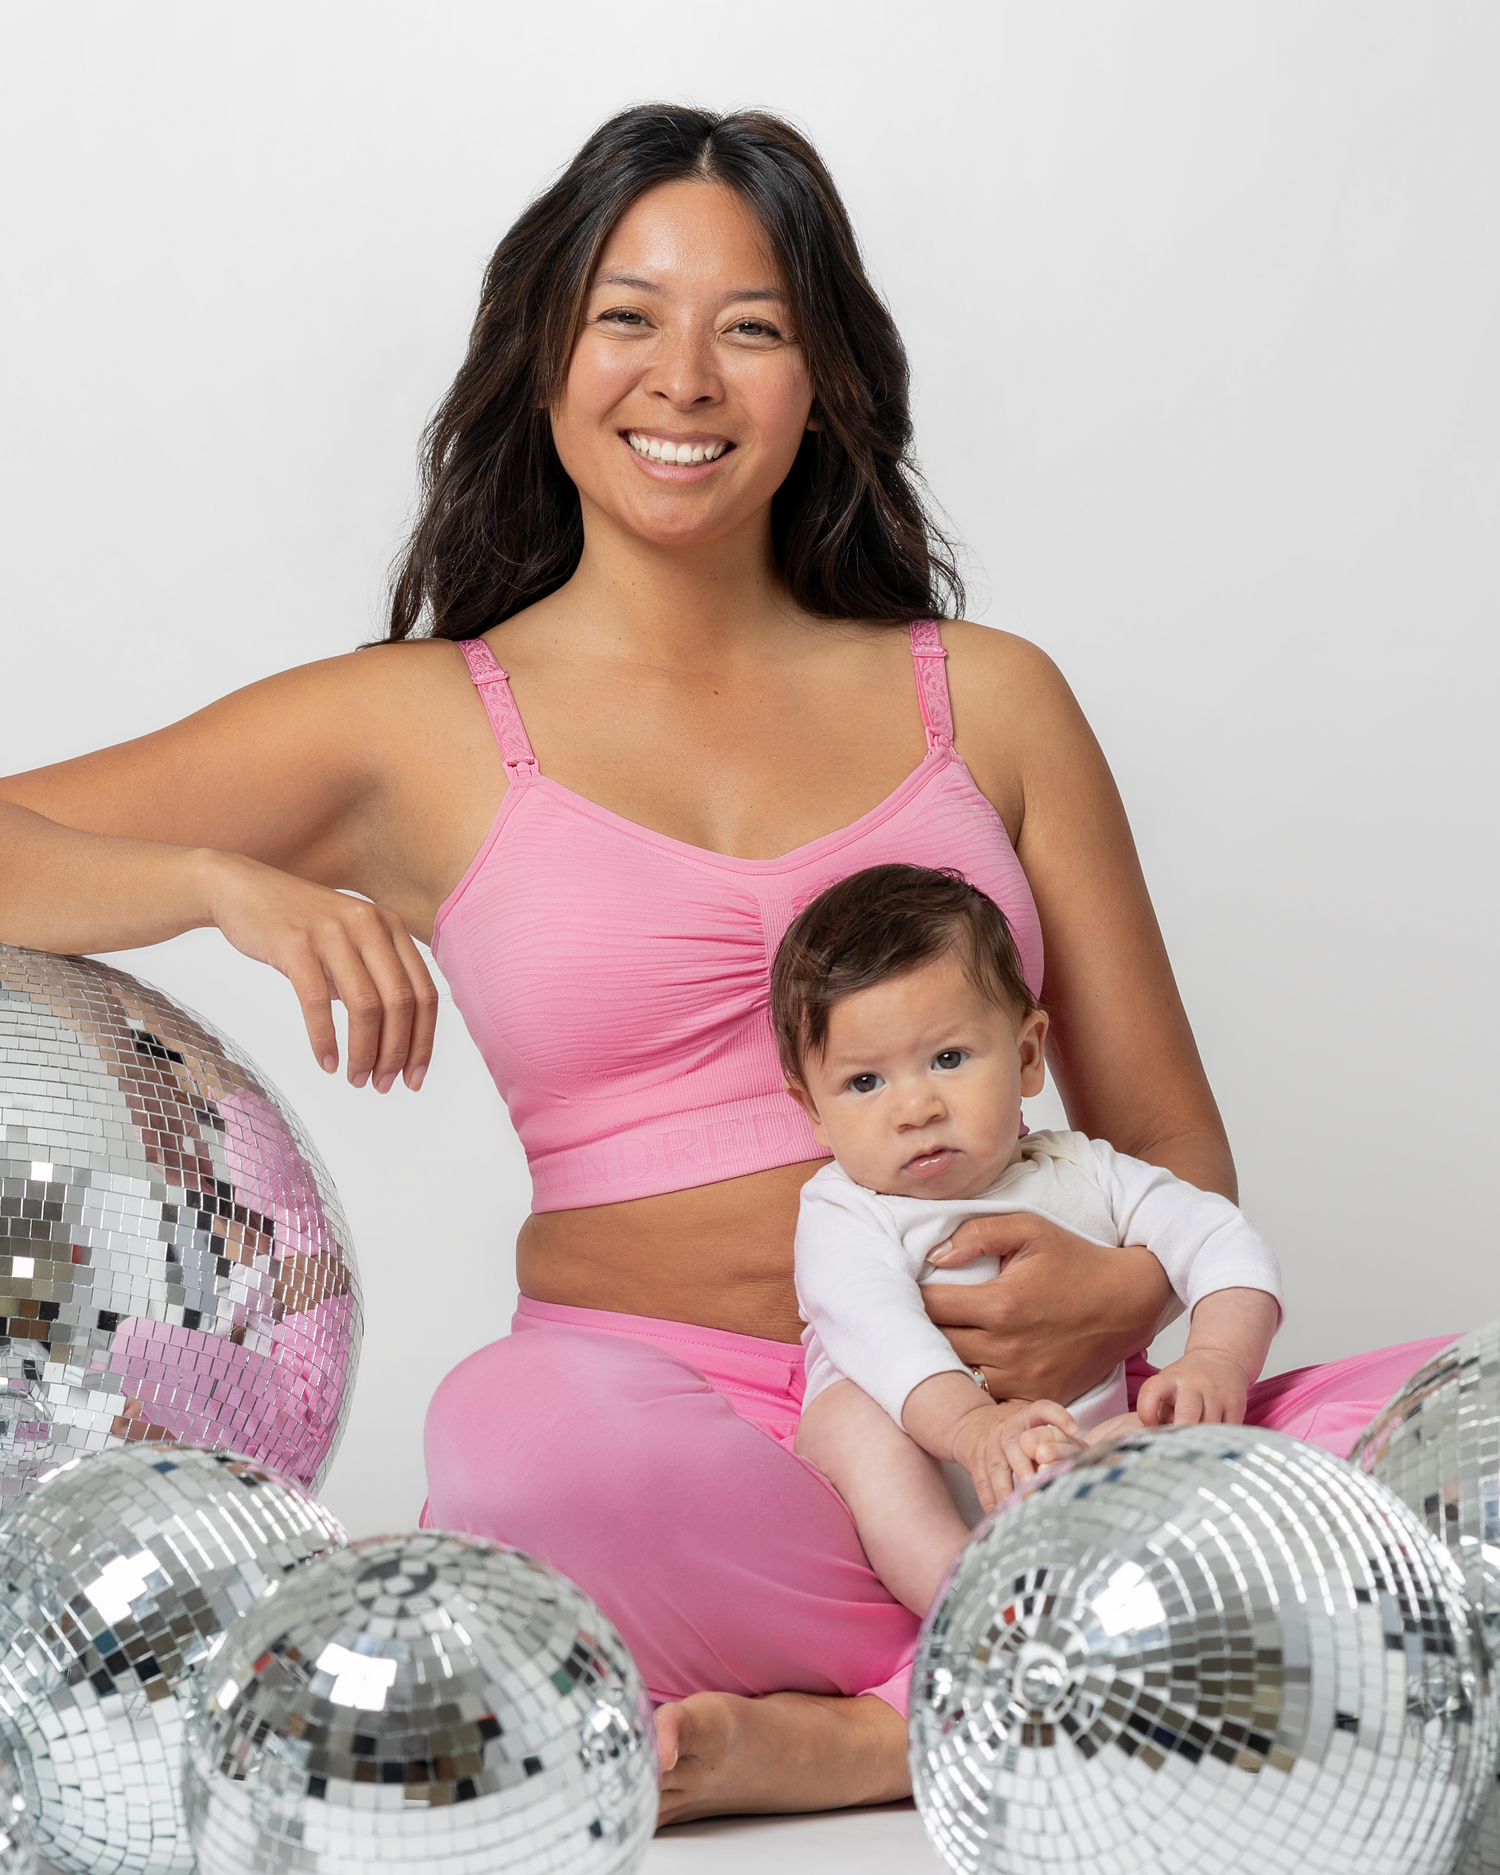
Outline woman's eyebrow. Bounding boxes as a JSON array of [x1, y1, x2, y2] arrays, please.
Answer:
[[590, 272, 787, 306]]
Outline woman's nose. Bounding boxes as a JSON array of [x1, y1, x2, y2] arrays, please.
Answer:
[[646, 320, 721, 408]]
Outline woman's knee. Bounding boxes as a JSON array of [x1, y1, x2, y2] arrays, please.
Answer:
[[423, 1326, 712, 1538]]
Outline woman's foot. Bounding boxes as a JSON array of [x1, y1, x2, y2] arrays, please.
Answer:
[[653, 1689, 909, 1828]]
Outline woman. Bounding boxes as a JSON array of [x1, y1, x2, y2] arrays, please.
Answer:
[[0, 105, 1451, 1823]]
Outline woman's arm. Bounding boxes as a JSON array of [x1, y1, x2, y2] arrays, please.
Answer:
[[0, 648, 467, 1090], [950, 621, 1235, 1197], [922, 626, 1235, 1398]]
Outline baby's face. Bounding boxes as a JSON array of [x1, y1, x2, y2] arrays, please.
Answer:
[[788, 950, 1048, 1201]]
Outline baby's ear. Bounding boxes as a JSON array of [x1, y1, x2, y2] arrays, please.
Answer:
[[1017, 1007, 1050, 1098], [783, 1076, 815, 1117], [783, 1077, 827, 1140]]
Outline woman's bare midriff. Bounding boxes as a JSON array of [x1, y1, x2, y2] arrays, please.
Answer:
[[514, 1159, 829, 1344]]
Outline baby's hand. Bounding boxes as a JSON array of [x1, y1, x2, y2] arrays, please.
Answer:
[[1136, 1351, 1250, 1428], [1084, 1411, 1143, 1446], [952, 1398, 1086, 1515]]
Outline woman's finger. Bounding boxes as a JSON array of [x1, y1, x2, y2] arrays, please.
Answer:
[[344, 906, 440, 1091], [283, 942, 342, 1073], [935, 1325, 1022, 1371], [353, 909, 440, 1092], [345, 908, 422, 1091], [316, 925, 387, 1087], [386, 919, 440, 1090], [935, 1211, 1045, 1267]]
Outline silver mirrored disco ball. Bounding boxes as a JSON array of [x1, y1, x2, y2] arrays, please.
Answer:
[[0, 944, 362, 1509], [0, 1442, 346, 1875], [1352, 1323, 1500, 1874], [183, 1531, 658, 1875], [910, 1425, 1498, 1875], [1351, 1322, 1500, 1638], [0, 1745, 33, 1875]]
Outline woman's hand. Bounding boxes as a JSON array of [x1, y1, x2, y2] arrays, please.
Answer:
[[922, 1212, 1172, 1403], [204, 851, 438, 1092]]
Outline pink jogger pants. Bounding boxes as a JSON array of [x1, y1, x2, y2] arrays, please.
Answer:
[[421, 1297, 1453, 1717]]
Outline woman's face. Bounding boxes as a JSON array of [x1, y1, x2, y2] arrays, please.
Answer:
[[552, 179, 816, 553]]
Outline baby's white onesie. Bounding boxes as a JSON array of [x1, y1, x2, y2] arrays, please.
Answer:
[[795, 1129, 1283, 1435]]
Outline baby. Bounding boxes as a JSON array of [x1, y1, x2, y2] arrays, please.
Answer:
[[770, 862, 1283, 1616]]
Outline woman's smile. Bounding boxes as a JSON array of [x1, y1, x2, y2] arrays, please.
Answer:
[[625, 431, 732, 465], [622, 429, 735, 482]]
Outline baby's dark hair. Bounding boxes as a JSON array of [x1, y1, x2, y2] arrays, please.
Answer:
[[770, 863, 1038, 1081]]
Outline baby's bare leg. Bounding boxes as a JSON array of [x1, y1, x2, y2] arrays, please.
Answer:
[[795, 1379, 972, 1617]]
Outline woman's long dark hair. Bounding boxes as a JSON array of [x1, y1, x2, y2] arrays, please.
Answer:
[[384, 104, 963, 642]]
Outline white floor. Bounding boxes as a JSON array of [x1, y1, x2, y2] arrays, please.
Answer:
[[646, 1802, 942, 1873], [40, 1808, 938, 1875]]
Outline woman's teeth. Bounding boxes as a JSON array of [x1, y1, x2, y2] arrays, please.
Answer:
[[627, 433, 727, 464]]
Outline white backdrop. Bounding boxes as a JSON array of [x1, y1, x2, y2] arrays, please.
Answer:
[[2, 2, 1496, 1537]]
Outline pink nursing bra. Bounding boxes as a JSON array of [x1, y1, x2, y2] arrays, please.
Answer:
[[432, 621, 1044, 1212]]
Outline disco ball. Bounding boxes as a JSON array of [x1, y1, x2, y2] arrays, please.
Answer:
[[0, 1442, 346, 1875], [0, 943, 362, 1509], [183, 1531, 658, 1874], [910, 1425, 1498, 1875], [0, 1745, 33, 1875], [1467, 1777, 1500, 1875], [1352, 1324, 1500, 1874]]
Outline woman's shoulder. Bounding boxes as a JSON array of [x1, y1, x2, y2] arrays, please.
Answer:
[[937, 621, 1095, 803], [216, 637, 480, 745], [147, 635, 469, 724], [939, 619, 1074, 706], [299, 634, 469, 695]]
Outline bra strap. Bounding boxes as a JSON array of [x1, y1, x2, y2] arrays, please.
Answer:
[[458, 639, 540, 782], [909, 620, 953, 751]]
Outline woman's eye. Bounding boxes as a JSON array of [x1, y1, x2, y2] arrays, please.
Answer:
[[933, 1050, 966, 1071], [598, 308, 649, 327], [727, 319, 783, 339], [847, 1073, 882, 1095]]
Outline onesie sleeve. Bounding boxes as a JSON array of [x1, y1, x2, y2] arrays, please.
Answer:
[[794, 1172, 975, 1425], [1086, 1139, 1285, 1323]]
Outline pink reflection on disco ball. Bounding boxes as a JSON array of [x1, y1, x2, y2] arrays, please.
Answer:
[[0, 945, 362, 1508]]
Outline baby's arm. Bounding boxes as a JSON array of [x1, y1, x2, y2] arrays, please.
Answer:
[[1136, 1287, 1280, 1427], [794, 1175, 980, 1422], [1085, 1139, 1284, 1428]]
